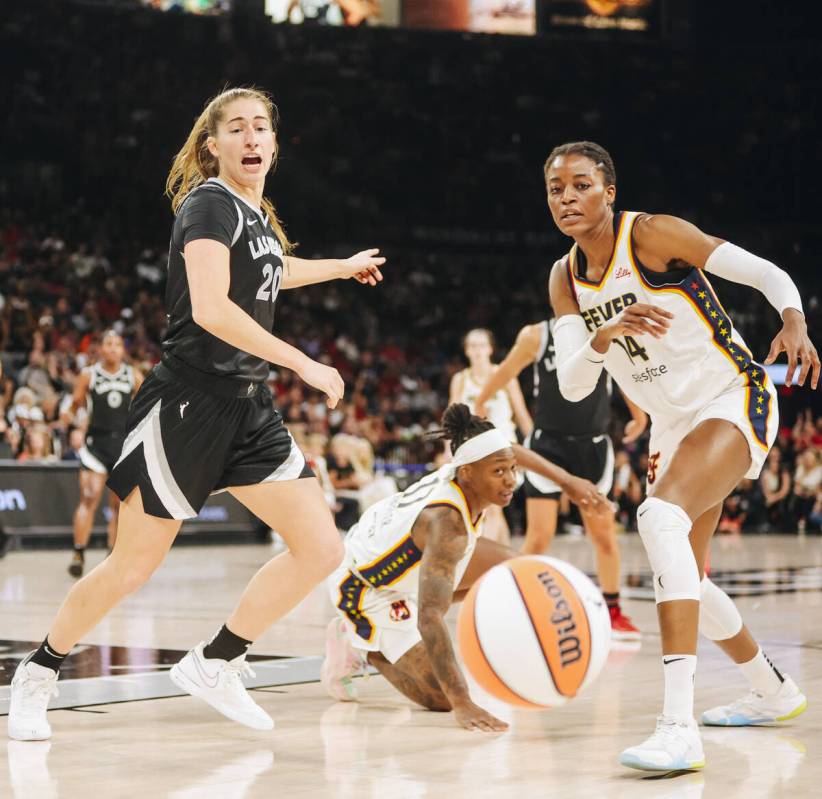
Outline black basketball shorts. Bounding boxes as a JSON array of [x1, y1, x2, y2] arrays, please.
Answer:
[[522, 429, 614, 500], [107, 360, 313, 520], [80, 433, 125, 474]]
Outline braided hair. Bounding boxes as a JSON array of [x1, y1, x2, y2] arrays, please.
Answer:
[[431, 403, 495, 455], [544, 140, 616, 187]]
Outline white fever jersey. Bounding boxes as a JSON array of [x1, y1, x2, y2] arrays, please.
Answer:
[[455, 368, 517, 442], [337, 471, 484, 641], [565, 211, 772, 449]]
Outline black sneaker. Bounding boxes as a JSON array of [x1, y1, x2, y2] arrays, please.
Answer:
[[68, 552, 84, 578]]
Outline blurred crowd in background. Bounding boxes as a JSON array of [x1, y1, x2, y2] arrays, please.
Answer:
[[2, 1, 821, 536], [2, 214, 820, 535]]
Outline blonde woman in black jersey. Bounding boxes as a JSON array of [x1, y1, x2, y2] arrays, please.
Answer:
[[9, 87, 386, 741]]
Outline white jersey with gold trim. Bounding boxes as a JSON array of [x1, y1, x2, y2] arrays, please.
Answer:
[[569, 212, 770, 418], [565, 210, 776, 479], [455, 368, 516, 442], [330, 471, 484, 660], [342, 471, 483, 600]]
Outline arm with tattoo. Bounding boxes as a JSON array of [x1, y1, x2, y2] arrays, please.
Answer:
[[416, 505, 472, 707], [415, 505, 510, 732]]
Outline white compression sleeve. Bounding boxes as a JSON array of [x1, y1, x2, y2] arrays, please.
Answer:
[[704, 241, 803, 317], [552, 314, 605, 402]]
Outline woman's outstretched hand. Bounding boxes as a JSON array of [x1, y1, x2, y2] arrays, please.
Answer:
[[340, 249, 386, 286]]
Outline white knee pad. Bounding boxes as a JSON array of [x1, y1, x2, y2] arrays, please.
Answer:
[[699, 577, 743, 641], [636, 497, 700, 604]]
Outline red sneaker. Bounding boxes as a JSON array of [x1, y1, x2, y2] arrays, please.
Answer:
[[610, 605, 642, 641]]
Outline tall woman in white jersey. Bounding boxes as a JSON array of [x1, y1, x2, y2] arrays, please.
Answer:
[[545, 141, 819, 773], [449, 328, 532, 544]]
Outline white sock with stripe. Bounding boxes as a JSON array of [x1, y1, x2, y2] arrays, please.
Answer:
[[738, 647, 784, 696]]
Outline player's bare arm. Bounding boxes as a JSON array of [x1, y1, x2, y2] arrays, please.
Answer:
[[415, 505, 508, 732], [620, 390, 648, 443], [511, 443, 608, 511], [474, 323, 540, 421], [132, 368, 144, 395], [282, 248, 386, 289], [60, 368, 91, 426], [634, 213, 818, 388], [448, 370, 465, 406], [631, 213, 723, 273], [185, 238, 345, 407], [548, 257, 580, 318], [505, 376, 533, 437]]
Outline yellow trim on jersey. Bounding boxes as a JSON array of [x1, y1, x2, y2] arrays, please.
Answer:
[[357, 532, 418, 574], [569, 211, 628, 291], [744, 369, 774, 452], [624, 216, 771, 451], [380, 556, 422, 588], [449, 481, 482, 534], [745, 385, 771, 453], [336, 572, 377, 642], [624, 228, 751, 375]]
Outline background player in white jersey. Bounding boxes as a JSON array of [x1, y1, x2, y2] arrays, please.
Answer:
[[546, 140, 818, 771], [61, 331, 143, 576], [449, 328, 531, 544], [474, 317, 645, 640], [321, 403, 608, 731]]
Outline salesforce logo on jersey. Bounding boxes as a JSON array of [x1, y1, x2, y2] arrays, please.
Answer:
[[631, 364, 669, 384], [0, 489, 27, 512]]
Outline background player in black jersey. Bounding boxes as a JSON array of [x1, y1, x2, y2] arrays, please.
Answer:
[[61, 331, 142, 577], [8, 86, 387, 742], [475, 317, 646, 640]]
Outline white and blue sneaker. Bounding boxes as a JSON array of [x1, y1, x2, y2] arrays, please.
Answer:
[[620, 716, 705, 772], [701, 676, 807, 727]]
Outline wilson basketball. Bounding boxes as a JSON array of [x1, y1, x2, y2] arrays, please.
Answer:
[[457, 556, 611, 708]]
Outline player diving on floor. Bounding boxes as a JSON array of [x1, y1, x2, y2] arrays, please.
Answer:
[[321, 403, 609, 731]]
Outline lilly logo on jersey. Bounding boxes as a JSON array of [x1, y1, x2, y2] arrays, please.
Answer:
[[580, 292, 637, 332], [249, 236, 283, 261], [614, 266, 632, 280]]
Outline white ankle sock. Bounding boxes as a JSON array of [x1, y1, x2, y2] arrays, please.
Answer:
[[738, 647, 784, 695], [662, 654, 696, 721]]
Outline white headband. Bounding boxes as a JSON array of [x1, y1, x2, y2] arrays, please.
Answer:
[[436, 428, 513, 482]]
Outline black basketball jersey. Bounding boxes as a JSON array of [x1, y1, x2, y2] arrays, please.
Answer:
[[87, 362, 135, 437], [163, 178, 284, 383], [531, 319, 611, 436]]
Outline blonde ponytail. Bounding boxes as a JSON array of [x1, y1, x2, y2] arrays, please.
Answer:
[[165, 87, 293, 253]]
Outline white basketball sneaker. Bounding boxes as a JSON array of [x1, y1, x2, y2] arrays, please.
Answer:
[[169, 642, 273, 731], [701, 676, 807, 727], [7, 656, 59, 741], [320, 617, 366, 702], [619, 716, 705, 772]]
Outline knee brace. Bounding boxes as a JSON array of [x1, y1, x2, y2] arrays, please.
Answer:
[[636, 497, 700, 603], [698, 576, 743, 641]]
